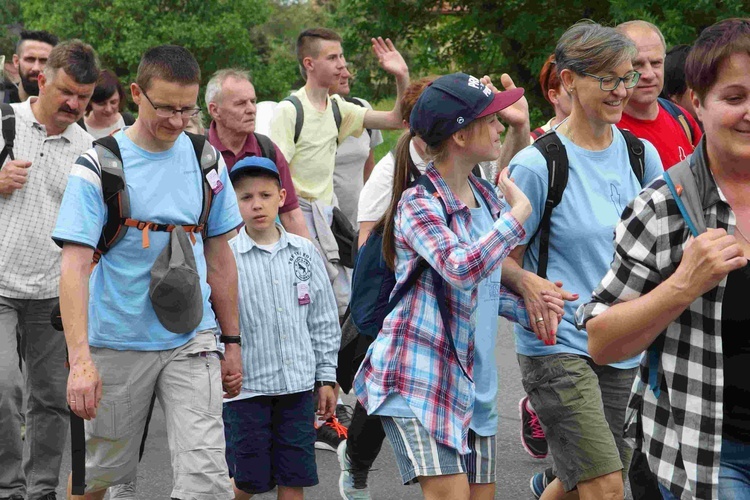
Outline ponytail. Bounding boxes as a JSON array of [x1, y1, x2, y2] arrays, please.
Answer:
[[382, 131, 417, 270]]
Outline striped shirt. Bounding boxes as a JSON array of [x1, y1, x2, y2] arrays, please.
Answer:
[[576, 139, 735, 499], [0, 98, 93, 299], [230, 225, 340, 395], [354, 164, 527, 453]]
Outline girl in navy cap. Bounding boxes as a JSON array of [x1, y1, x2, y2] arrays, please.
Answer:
[[352, 73, 565, 499]]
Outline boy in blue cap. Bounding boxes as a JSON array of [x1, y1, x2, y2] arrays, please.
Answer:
[[224, 156, 341, 499]]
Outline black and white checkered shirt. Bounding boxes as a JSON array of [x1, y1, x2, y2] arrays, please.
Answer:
[[576, 139, 736, 499], [0, 98, 93, 299]]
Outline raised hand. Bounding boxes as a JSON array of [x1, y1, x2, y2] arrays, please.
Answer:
[[480, 73, 529, 129], [371, 37, 408, 78]]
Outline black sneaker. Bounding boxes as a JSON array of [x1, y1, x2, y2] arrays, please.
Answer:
[[520, 396, 548, 459], [336, 403, 354, 428], [316, 415, 348, 452]]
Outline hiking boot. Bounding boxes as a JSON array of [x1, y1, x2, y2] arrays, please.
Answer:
[[520, 396, 548, 458], [316, 415, 348, 452], [336, 403, 354, 428], [337, 440, 371, 499], [109, 479, 137, 499], [530, 467, 555, 499]]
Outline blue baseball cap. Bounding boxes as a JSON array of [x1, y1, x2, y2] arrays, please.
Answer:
[[409, 72, 524, 147], [229, 156, 280, 183]]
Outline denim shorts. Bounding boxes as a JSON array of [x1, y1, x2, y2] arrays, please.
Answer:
[[223, 391, 318, 494], [659, 438, 750, 499]]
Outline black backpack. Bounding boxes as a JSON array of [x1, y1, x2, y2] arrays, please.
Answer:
[[91, 132, 219, 262], [0, 103, 15, 166], [530, 129, 645, 278], [282, 95, 372, 144]]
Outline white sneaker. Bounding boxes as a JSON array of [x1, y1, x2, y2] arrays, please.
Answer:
[[337, 440, 371, 500], [109, 479, 137, 499]]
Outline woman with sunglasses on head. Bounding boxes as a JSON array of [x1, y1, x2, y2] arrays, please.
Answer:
[[353, 73, 564, 500], [502, 21, 664, 499]]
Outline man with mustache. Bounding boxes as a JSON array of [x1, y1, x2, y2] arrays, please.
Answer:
[[3, 30, 59, 104], [206, 68, 310, 238], [616, 20, 702, 169], [0, 39, 99, 500]]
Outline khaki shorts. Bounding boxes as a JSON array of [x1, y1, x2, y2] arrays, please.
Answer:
[[518, 353, 636, 492], [84, 330, 233, 500]]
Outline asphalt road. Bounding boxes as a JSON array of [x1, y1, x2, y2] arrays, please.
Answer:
[[55, 319, 630, 499]]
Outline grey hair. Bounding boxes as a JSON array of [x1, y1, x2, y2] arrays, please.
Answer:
[[616, 20, 667, 51], [555, 20, 637, 77], [205, 68, 252, 108]]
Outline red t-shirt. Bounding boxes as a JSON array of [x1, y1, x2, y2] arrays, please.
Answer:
[[617, 104, 702, 169], [208, 121, 299, 213]]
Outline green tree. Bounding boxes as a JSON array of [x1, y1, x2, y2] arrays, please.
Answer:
[[332, 0, 749, 121], [0, 0, 22, 58], [21, 0, 270, 106]]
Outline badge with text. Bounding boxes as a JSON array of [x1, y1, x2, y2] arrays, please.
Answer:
[[297, 281, 311, 306], [206, 169, 224, 195]]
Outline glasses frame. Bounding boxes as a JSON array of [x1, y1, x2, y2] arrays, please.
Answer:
[[581, 70, 641, 91], [139, 87, 202, 118]]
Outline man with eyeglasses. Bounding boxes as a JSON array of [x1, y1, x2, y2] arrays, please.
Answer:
[[54, 45, 241, 500], [616, 20, 702, 169]]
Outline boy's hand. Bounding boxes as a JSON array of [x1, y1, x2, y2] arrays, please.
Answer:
[[371, 37, 408, 79], [221, 344, 243, 398], [481, 73, 529, 129], [316, 385, 336, 420]]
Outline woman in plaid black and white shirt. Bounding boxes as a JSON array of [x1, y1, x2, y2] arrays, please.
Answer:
[[578, 18, 750, 500]]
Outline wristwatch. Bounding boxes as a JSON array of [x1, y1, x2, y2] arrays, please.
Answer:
[[219, 335, 242, 346], [315, 381, 336, 389]]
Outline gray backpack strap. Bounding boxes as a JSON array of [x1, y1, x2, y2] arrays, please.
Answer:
[[662, 159, 707, 236], [93, 137, 130, 254], [331, 98, 342, 133], [282, 96, 304, 144], [0, 103, 16, 167]]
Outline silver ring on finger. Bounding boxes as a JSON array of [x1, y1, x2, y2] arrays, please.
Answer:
[[535, 317, 545, 323]]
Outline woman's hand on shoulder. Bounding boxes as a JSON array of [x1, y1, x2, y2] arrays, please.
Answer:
[[498, 167, 531, 224]]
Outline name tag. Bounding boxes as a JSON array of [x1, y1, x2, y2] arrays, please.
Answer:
[[206, 169, 224, 195], [297, 281, 311, 306]]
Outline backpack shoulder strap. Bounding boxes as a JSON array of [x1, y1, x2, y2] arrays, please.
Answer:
[[619, 129, 645, 184], [0, 103, 16, 167], [185, 132, 219, 234], [282, 95, 304, 144], [345, 96, 372, 138], [331, 98, 342, 135], [253, 132, 278, 165], [658, 97, 693, 144], [662, 159, 707, 236], [531, 131, 569, 279], [93, 135, 129, 255], [530, 126, 546, 141]]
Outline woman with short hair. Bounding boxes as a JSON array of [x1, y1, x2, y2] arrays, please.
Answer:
[[579, 18, 750, 499], [502, 20, 663, 499]]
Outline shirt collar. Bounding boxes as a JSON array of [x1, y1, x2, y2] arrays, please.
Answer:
[[17, 97, 77, 142], [208, 120, 257, 156], [424, 163, 503, 218], [234, 224, 303, 254]]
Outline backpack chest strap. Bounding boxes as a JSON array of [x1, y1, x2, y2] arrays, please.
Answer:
[[123, 219, 203, 249]]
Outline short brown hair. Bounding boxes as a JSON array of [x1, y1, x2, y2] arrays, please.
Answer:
[[296, 28, 343, 79], [89, 69, 126, 111], [44, 39, 99, 85], [539, 54, 561, 105], [555, 20, 636, 76], [400, 76, 436, 123], [685, 18, 750, 102], [136, 45, 200, 92]]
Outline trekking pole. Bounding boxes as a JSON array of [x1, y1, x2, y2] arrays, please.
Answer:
[[51, 303, 86, 496]]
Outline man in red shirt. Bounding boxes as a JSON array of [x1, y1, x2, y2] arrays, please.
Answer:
[[616, 20, 702, 169], [206, 68, 310, 238]]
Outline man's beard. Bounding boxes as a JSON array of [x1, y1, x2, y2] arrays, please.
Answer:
[[19, 70, 40, 96]]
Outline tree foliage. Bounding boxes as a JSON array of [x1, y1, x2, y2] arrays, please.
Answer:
[[332, 0, 749, 119]]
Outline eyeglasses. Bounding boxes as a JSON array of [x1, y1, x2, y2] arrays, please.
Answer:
[[140, 88, 201, 119], [581, 70, 641, 91]]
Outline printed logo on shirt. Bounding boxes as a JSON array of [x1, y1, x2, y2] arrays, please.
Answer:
[[678, 146, 687, 162], [289, 251, 312, 281], [610, 184, 624, 215]]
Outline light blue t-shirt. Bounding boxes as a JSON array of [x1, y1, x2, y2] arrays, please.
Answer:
[[508, 125, 663, 369], [372, 185, 501, 436], [52, 131, 242, 351]]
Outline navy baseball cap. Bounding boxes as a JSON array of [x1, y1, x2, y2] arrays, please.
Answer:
[[410, 72, 524, 147], [229, 156, 280, 183]]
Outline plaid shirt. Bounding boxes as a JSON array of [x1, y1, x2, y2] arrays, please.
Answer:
[[576, 140, 734, 499], [354, 164, 528, 453]]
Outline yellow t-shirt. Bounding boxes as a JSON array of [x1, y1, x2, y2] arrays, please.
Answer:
[[270, 88, 367, 204]]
